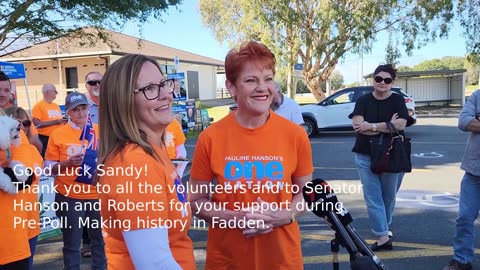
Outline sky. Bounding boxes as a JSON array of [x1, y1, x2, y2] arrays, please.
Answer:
[[121, 0, 467, 84]]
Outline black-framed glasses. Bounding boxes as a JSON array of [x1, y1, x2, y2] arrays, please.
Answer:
[[86, 80, 101, 86], [134, 79, 175, 100], [374, 76, 393, 84]]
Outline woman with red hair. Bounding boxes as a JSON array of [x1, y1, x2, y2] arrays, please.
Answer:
[[189, 41, 314, 269]]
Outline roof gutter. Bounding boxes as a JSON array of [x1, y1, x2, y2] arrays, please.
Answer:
[[0, 50, 113, 62], [110, 51, 224, 67]]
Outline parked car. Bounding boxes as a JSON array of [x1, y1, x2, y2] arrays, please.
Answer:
[[301, 86, 417, 137]]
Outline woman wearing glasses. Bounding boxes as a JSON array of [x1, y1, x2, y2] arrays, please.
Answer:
[[4, 106, 43, 153], [350, 64, 409, 251], [97, 54, 195, 270]]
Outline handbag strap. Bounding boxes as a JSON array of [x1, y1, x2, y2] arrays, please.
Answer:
[[386, 121, 400, 136]]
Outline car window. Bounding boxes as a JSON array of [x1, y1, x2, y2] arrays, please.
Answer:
[[392, 88, 408, 97], [330, 91, 354, 105]]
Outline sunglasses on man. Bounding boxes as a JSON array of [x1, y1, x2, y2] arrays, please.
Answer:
[[86, 80, 101, 86], [374, 76, 393, 84]]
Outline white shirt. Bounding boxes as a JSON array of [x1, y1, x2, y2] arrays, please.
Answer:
[[274, 94, 304, 125]]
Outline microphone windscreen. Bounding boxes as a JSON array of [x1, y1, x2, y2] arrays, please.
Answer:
[[302, 178, 353, 226]]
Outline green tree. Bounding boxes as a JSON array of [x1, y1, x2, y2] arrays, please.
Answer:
[[385, 32, 401, 66], [397, 65, 413, 72], [413, 59, 449, 70], [413, 56, 464, 71], [465, 58, 479, 85], [200, 0, 480, 101], [0, 0, 180, 53], [320, 70, 344, 92]]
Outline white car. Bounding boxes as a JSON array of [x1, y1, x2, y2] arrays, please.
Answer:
[[301, 86, 416, 137]]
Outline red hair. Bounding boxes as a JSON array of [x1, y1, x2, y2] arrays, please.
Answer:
[[225, 41, 276, 84]]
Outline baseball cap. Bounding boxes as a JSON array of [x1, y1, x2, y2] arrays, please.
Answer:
[[65, 92, 89, 111]]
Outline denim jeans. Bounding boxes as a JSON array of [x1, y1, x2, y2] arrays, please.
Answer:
[[355, 153, 403, 236], [27, 236, 37, 270], [452, 172, 480, 264], [55, 193, 106, 270]]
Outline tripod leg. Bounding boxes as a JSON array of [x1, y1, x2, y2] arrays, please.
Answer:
[[331, 238, 340, 270]]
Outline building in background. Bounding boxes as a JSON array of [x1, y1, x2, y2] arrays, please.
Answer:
[[0, 27, 225, 109]]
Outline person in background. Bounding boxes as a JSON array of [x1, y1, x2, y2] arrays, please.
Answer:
[[270, 82, 304, 125], [189, 41, 313, 269], [32, 84, 66, 157], [4, 106, 43, 154], [0, 71, 14, 109], [0, 108, 43, 270], [45, 92, 106, 270], [350, 64, 408, 251], [81, 71, 102, 257], [84, 71, 102, 124], [442, 89, 480, 270], [165, 119, 187, 159], [97, 54, 195, 270], [0, 108, 29, 270]]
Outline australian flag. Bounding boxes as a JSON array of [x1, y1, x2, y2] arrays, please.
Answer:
[[75, 114, 97, 185]]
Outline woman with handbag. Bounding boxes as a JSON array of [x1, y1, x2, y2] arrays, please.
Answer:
[[350, 64, 409, 251]]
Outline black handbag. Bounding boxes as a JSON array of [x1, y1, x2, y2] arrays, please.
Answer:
[[369, 122, 412, 174]]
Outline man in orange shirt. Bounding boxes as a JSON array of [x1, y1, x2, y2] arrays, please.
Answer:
[[32, 84, 66, 157]]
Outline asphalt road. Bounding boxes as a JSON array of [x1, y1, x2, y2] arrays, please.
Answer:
[[33, 115, 480, 270]]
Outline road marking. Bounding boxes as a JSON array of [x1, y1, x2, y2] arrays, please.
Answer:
[[413, 152, 444, 158], [309, 141, 465, 145], [34, 230, 480, 268], [301, 234, 480, 264], [314, 166, 432, 172], [413, 142, 465, 145]]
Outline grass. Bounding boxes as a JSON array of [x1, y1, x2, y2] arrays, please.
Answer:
[[206, 105, 231, 123], [466, 84, 478, 96]]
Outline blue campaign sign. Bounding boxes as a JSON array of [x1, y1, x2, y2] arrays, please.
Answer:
[[0, 61, 26, 79], [168, 72, 187, 101], [294, 63, 303, 71]]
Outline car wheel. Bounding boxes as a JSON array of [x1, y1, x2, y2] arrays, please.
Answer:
[[303, 118, 317, 137]]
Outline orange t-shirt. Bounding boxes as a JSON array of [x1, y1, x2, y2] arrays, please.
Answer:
[[45, 123, 99, 199], [14, 131, 44, 238], [190, 112, 313, 270], [0, 131, 43, 264], [165, 120, 186, 159], [32, 99, 63, 136], [29, 124, 38, 136], [99, 143, 195, 270]]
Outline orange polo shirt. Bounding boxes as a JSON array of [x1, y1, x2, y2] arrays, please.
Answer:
[[32, 99, 63, 136], [45, 123, 98, 199]]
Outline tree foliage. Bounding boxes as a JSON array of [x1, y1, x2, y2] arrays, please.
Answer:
[[0, 0, 181, 53], [413, 56, 464, 71], [200, 0, 480, 101], [385, 32, 401, 66]]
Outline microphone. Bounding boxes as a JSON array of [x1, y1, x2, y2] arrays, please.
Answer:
[[302, 178, 353, 229], [302, 178, 387, 270]]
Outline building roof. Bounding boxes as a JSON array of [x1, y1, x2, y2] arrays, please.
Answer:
[[0, 27, 224, 67], [364, 69, 467, 78]]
